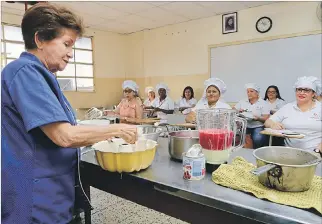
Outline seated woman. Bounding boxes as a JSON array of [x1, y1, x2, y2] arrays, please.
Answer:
[[176, 86, 197, 115], [143, 86, 156, 107], [185, 78, 231, 123], [264, 85, 286, 114], [233, 83, 270, 149], [265, 76, 322, 152], [106, 80, 143, 119], [147, 83, 174, 123]]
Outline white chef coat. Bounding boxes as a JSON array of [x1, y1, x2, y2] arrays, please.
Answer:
[[266, 98, 286, 112], [151, 96, 175, 122], [269, 101, 322, 151], [234, 98, 270, 128], [176, 97, 197, 115], [144, 98, 156, 107]]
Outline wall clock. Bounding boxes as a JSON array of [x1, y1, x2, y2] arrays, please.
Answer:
[[256, 16, 272, 33]]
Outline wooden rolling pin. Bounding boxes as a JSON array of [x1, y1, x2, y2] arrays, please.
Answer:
[[124, 118, 160, 124]]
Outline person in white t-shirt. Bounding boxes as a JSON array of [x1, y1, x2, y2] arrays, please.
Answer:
[[185, 78, 231, 123], [175, 86, 197, 115], [233, 83, 270, 148], [265, 76, 322, 152], [264, 85, 286, 114], [143, 86, 156, 107], [146, 83, 174, 123]]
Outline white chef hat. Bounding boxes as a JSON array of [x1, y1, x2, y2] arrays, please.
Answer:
[[294, 76, 322, 95], [122, 80, 139, 92], [145, 86, 155, 94], [156, 83, 170, 94], [245, 83, 260, 92], [202, 78, 227, 98]]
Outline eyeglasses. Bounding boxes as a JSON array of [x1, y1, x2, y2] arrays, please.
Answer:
[[267, 91, 276, 94], [296, 88, 312, 93], [123, 89, 133, 93]]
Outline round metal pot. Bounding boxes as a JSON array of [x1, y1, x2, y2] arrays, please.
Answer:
[[137, 125, 162, 142], [168, 130, 199, 160], [251, 146, 321, 192]]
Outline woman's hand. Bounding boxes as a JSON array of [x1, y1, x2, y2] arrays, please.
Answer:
[[238, 109, 248, 113], [108, 124, 137, 144], [118, 129, 137, 144], [185, 111, 196, 124], [271, 122, 284, 130]]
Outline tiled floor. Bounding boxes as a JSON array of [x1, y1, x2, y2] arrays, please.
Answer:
[[79, 187, 189, 224]]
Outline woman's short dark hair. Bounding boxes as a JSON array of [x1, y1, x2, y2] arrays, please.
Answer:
[[21, 3, 84, 50], [182, 86, 194, 99], [264, 85, 285, 101]]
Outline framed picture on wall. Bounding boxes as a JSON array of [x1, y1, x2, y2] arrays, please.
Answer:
[[222, 12, 238, 34]]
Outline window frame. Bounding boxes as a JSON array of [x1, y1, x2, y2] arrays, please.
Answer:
[[1, 23, 95, 92]]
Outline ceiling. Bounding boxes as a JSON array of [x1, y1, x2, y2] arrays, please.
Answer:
[[1, 1, 277, 34]]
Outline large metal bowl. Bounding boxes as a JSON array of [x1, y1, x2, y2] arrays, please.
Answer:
[[168, 130, 199, 160], [137, 125, 162, 142], [252, 146, 321, 192]]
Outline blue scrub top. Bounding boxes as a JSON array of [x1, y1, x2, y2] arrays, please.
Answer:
[[1, 52, 78, 223]]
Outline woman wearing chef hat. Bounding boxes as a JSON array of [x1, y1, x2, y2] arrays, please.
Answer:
[[185, 78, 231, 123], [143, 86, 156, 107], [265, 76, 322, 152], [106, 80, 143, 119], [146, 83, 175, 123], [233, 83, 270, 149]]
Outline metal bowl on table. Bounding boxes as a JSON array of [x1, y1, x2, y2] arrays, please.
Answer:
[[251, 146, 321, 192], [168, 130, 199, 160], [137, 125, 162, 142]]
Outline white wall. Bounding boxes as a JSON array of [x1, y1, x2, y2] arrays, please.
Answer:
[[143, 1, 321, 77], [127, 1, 322, 100], [210, 33, 322, 102]]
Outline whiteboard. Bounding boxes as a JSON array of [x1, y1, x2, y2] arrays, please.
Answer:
[[210, 34, 322, 102]]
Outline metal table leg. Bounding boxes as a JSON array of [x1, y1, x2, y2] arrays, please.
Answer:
[[84, 183, 91, 224]]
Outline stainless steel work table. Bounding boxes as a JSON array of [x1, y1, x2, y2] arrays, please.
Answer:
[[80, 138, 321, 224]]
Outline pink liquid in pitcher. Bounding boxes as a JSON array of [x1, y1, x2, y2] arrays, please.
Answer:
[[199, 129, 234, 151]]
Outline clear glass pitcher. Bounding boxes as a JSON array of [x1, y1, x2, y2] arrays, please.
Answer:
[[196, 108, 246, 164]]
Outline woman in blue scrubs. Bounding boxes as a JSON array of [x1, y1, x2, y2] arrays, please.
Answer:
[[1, 3, 137, 224]]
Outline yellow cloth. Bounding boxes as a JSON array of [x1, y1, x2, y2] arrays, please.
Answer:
[[212, 157, 322, 214]]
